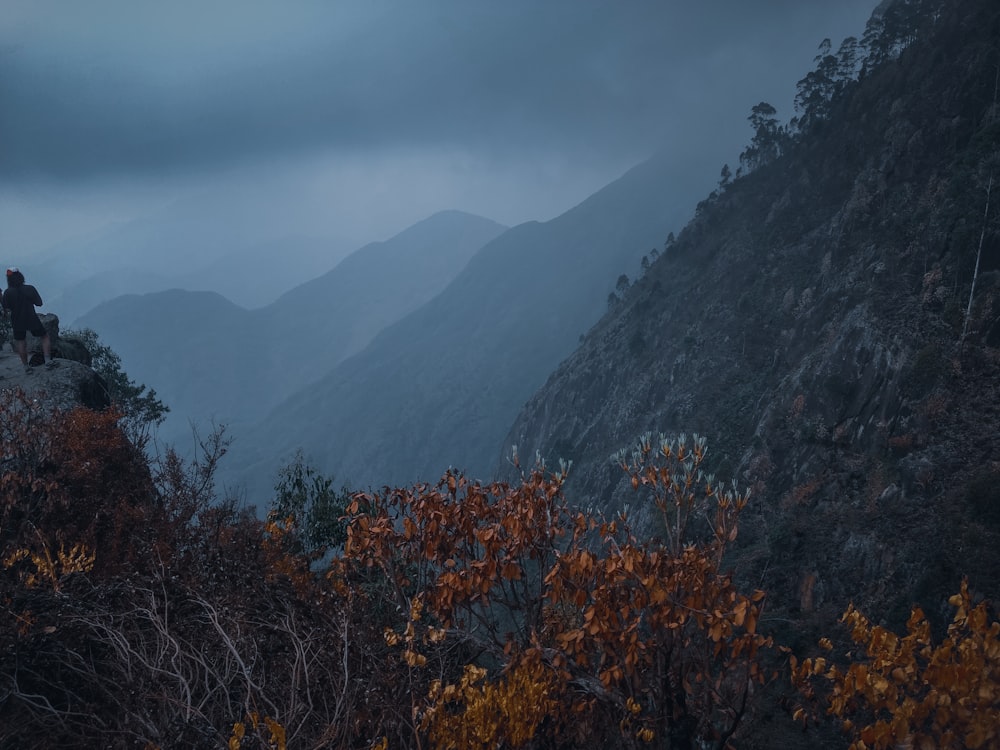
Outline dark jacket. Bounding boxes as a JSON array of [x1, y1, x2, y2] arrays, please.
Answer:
[[2, 284, 44, 331]]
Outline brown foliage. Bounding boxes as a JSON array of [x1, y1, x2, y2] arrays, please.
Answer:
[[341, 434, 774, 749], [792, 579, 1000, 749], [17, 386, 993, 750], [0, 395, 359, 750], [0, 389, 155, 576]]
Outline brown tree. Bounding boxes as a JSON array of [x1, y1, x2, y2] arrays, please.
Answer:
[[792, 579, 1000, 749], [340, 434, 773, 749]]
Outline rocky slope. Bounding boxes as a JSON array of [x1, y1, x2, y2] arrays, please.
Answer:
[[502, 0, 1000, 646]]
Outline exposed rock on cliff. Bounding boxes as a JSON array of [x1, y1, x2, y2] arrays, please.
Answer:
[[1, 314, 109, 412], [502, 0, 1000, 641]]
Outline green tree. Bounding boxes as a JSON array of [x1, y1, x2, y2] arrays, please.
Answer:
[[860, 0, 925, 74], [268, 450, 351, 555]]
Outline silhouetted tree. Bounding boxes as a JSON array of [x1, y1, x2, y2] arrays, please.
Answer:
[[794, 40, 841, 130], [740, 101, 784, 172], [835, 35, 860, 82], [719, 163, 732, 189]]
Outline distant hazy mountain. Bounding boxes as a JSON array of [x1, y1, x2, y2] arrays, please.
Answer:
[[78, 289, 254, 435], [49, 268, 175, 329], [76, 211, 506, 444], [227, 151, 707, 503], [252, 210, 510, 380], [45, 234, 350, 325], [32, 190, 359, 323], [173, 234, 354, 310]]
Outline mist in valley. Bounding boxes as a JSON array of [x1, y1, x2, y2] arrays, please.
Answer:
[[1, 0, 878, 500]]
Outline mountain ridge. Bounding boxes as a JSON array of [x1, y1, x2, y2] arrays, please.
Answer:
[[225, 151, 715, 500], [501, 0, 1000, 664], [77, 210, 507, 443]]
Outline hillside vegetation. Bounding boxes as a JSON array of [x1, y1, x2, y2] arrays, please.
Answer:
[[2, 398, 996, 749], [3, 1, 999, 748], [506, 0, 1000, 670]]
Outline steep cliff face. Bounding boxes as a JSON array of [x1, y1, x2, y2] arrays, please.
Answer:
[[503, 0, 1000, 639]]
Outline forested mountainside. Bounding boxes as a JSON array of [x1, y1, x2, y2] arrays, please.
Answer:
[[505, 0, 1000, 644]]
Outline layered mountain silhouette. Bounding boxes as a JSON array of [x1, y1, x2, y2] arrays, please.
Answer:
[[225, 151, 709, 500], [51, 235, 352, 324], [33, 189, 361, 322], [77, 210, 506, 443]]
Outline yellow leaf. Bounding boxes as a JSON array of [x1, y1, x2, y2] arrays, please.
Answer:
[[733, 600, 748, 627]]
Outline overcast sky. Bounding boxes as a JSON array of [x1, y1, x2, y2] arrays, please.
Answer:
[[1, 1, 878, 258]]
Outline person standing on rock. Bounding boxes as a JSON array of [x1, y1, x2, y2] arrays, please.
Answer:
[[2, 267, 58, 373]]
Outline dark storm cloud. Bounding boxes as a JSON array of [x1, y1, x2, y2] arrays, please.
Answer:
[[0, 0, 878, 181]]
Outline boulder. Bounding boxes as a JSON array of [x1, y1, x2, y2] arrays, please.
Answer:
[[1, 313, 109, 411]]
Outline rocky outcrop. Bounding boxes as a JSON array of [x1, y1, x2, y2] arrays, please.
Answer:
[[2, 313, 109, 412]]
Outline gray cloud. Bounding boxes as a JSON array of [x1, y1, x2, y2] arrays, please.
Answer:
[[1, 1, 878, 182]]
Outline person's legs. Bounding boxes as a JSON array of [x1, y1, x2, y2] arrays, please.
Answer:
[[42, 334, 58, 368], [13, 331, 27, 366], [24, 324, 57, 367]]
